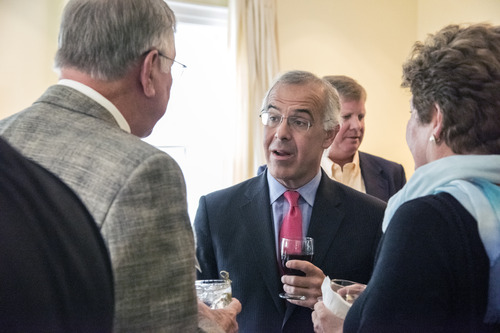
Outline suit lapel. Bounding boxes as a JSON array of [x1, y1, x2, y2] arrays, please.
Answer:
[[307, 172, 344, 270], [359, 151, 385, 199], [239, 174, 286, 316]]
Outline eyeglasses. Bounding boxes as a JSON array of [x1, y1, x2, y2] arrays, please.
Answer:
[[157, 51, 187, 78], [143, 49, 187, 78], [260, 110, 312, 133]]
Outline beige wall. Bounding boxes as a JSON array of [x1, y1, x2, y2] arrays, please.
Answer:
[[276, 0, 417, 176], [417, 0, 500, 40], [276, 0, 500, 178], [0, 0, 64, 119], [1, 0, 499, 178]]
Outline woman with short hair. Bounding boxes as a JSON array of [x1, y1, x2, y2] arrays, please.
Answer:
[[312, 23, 500, 333]]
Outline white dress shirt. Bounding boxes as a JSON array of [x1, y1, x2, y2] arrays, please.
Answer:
[[58, 79, 131, 133], [321, 150, 366, 193]]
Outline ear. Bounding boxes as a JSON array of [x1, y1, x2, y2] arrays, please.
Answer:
[[139, 51, 158, 98], [431, 103, 444, 140]]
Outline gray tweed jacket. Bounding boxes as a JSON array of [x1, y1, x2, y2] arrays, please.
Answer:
[[0, 85, 198, 332]]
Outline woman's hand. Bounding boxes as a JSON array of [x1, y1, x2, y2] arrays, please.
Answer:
[[337, 283, 366, 303], [311, 300, 344, 333]]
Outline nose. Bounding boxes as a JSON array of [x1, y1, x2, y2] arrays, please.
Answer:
[[354, 118, 362, 129], [345, 116, 362, 130], [274, 117, 293, 139]]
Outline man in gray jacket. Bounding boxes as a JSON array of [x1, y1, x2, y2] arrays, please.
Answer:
[[0, 0, 240, 331]]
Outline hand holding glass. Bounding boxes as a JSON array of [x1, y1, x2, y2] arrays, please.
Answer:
[[330, 279, 366, 304], [195, 279, 232, 309], [279, 237, 314, 300]]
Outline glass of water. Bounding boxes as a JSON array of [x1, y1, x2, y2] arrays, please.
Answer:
[[195, 279, 232, 309], [330, 279, 366, 304]]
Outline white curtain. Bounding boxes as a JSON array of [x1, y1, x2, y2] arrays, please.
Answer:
[[229, 0, 279, 183]]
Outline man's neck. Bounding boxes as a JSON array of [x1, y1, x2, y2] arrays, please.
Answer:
[[59, 67, 142, 136], [328, 152, 355, 169]]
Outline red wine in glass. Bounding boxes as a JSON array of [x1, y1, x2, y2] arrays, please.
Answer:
[[279, 237, 314, 300], [281, 253, 313, 276]]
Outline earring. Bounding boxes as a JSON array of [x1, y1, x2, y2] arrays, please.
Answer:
[[429, 135, 436, 142]]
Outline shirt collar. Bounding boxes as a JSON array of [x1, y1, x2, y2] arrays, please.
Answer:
[[352, 150, 360, 166], [58, 79, 131, 133], [267, 169, 321, 206], [321, 150, 361, 172]]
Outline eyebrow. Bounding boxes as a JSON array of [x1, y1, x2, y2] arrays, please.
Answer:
[[266, 104, 314, 118], [266, 104, 280, 112]]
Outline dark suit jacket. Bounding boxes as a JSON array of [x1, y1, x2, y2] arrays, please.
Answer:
[[194, 170, 386, 333], [359, 151, 406, 202], [0, 137, 114, 332]]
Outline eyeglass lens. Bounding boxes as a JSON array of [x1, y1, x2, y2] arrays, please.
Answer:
[[260, 111, 311, 132]]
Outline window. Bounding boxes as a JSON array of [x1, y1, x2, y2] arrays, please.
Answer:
[[143, 1, 235, 221]]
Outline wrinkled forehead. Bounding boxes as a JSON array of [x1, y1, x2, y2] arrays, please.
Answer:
[[266, 82, 324, 118]]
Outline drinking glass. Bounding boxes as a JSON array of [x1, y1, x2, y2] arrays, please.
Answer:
[[195, 279, 232, 309], [330, 279, 366, 304], [279, 237, 314, 300]]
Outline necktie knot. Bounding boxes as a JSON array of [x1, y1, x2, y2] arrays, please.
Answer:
[[284, 190, 300, 208]]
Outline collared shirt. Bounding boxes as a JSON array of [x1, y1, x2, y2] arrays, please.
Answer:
[[321, 150, 366, 193], [267, 169, 321, 256], [58, 79, 131, 133]]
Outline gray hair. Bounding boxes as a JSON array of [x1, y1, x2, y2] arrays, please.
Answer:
[[261, 70, 340, 131], [55, 0, 176, 81]]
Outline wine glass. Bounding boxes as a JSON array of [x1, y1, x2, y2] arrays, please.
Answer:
[[279, 237, 314, 300]]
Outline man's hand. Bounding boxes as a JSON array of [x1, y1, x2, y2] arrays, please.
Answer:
[[198, 298, 241, 333], [281, 260, 325, 309]]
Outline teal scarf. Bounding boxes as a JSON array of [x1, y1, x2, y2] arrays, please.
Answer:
[[382, 155, 500, 324]]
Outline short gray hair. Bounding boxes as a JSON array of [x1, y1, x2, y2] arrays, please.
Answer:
[[55, 0, 176, 81], [261, 70, 340, 131]]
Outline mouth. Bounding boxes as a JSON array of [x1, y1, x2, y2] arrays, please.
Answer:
[[273, 149, 291, 156], [270, 147, 295, 160], [345, 134, 361, 141]]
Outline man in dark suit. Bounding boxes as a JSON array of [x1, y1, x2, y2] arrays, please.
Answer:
[[0, 137, 114, 332], [321, 75, 406, 202], [195, 71, 386, 333], [358, 151, 407, 202]]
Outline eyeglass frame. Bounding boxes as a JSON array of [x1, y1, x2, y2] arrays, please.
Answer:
[[142, 49, 187, 72], [157, 51, 187, 71], [259, 110, 313, 133]]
